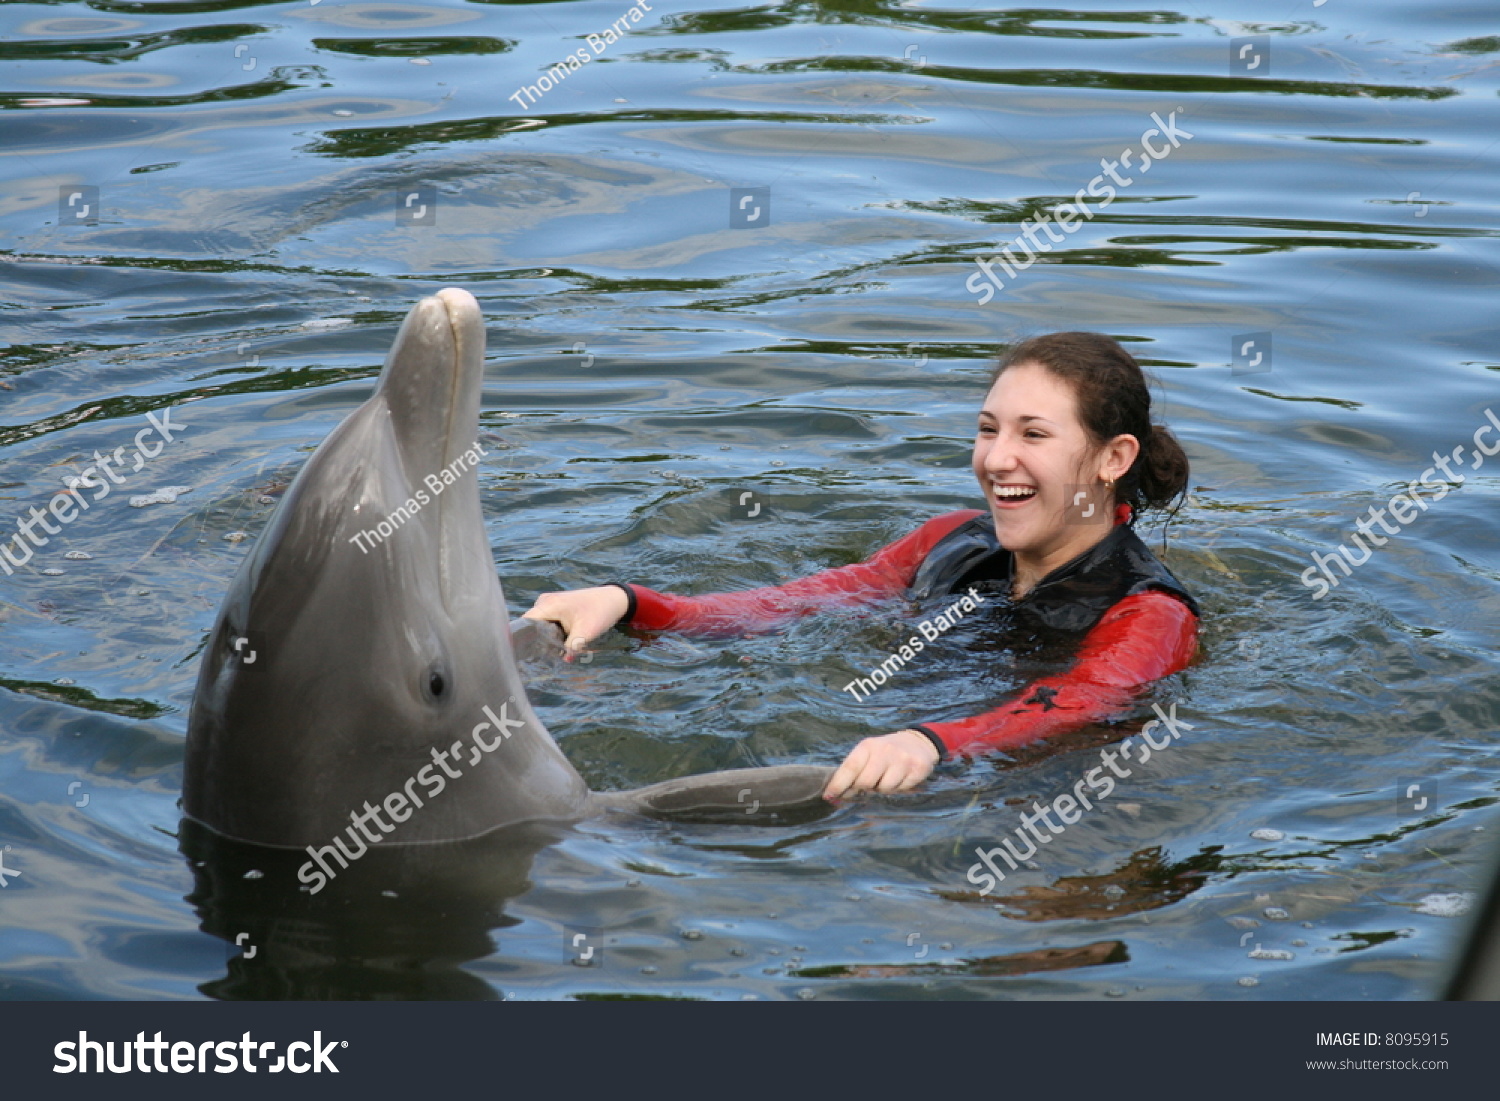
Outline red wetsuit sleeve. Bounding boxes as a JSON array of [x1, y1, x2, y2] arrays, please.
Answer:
[[618, 510, 983, 637], [912, 588, 1198, 759]]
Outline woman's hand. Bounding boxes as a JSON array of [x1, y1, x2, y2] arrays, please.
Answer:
[[823, 729, 939, 800], [522, 585, 630, 658]]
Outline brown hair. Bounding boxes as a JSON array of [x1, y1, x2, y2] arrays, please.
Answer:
[[990, 332, 1189, 521]]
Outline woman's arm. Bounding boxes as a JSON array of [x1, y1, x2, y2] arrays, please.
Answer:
[[912, 588, 1199, 759], [822, 589, 1197, 797], [616, 510, 983, 637]]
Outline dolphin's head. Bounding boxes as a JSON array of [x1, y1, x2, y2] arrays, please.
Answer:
[[185, 288, 587, 848]]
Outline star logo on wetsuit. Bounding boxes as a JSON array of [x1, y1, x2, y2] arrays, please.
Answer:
[[1022, 685, 1060, 712]]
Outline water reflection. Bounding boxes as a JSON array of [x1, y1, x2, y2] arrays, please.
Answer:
[[181, 817, 565, 1000]]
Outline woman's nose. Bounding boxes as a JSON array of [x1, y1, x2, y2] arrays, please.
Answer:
[[981, 436, 1018, 474]]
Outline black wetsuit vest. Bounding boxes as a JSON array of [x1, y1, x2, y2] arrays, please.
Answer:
[[908, 513, 1199, 638]]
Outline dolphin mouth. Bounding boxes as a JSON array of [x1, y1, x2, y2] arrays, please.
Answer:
[[431, 289, 484, 614], [431, 287, 484, 474], [376, 286, 486, 485], [371, 287, 490, 616]]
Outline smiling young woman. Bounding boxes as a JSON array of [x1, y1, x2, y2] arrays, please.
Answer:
[[523, 332, 1199, 799]]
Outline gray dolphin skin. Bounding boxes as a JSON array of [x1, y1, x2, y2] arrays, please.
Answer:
[[1445, 840, 1500, 999], [183, 288, 831, 852]]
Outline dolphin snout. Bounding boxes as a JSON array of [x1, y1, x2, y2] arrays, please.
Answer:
[[435, 286, 480, 322]]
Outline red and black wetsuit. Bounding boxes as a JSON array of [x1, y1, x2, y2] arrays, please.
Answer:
[[611, 504, 1198, 761]]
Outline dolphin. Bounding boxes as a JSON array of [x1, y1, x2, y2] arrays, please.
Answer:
[[183, 288, 832, 855], [1445, 838, 1500, 1000]]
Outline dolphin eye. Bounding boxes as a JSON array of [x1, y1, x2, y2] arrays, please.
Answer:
[[423, 661, 450, 703]]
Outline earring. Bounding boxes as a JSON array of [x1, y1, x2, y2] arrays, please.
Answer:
[[1105, 478, 1116, 491]]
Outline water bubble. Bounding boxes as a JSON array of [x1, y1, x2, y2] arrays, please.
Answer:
[[796, 988, 816, 1001], [243, 869, 263, 880], [63, 551, 92, 560], [1416, 892, 1474, 917], [640, 966, 657, 975], [1250, 828, 1284, 841], [1237, 976, 1259, 987], [224, 532, 249, 542], [1103, 884, 1126, 900], [681, 929, 704, 941], [129, 485, 191, 508], [1291, 939, 1307, 948], [1248, 947, 1295, 961], [42, 568, 64, 576], [1263, 907, 1290, 921], [730, 947, 746, 958], [1105, 988, 1126, 997], [54, 678, 75, 686]]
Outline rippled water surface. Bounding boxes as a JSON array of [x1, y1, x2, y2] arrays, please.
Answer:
[[2, 0, 1498, 1000]]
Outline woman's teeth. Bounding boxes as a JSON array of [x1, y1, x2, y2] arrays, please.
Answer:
[[993, 485, 1036, 500]]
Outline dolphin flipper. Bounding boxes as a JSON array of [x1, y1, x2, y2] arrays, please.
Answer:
[[592, 764, 836, 825], [508, 616, 567, 663]]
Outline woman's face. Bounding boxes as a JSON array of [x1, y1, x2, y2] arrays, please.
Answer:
[[971, 363, 1134, 559]]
